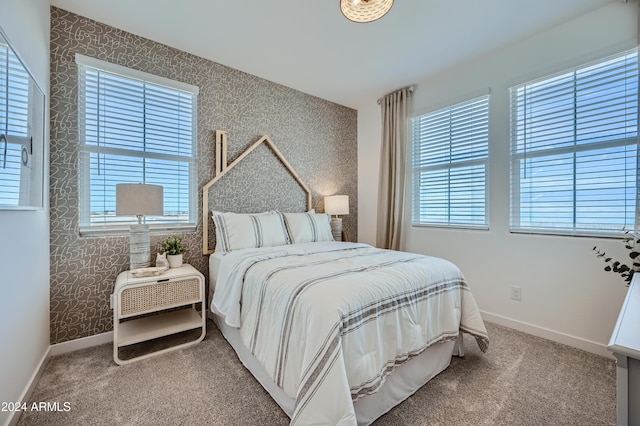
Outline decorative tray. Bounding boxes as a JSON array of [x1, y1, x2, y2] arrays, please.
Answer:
[[130, 266, 169, 278]]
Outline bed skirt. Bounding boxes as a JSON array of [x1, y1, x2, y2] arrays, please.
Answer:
[[210, 312, 458, 425]]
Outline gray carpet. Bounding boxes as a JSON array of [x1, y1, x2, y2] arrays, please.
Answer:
[[17, 321, 616, 425]]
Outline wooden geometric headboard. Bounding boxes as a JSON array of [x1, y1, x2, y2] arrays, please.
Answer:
[[201, 130, 312, 254]]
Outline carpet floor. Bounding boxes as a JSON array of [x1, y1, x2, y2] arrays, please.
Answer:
[[16, 321, 616, 426]]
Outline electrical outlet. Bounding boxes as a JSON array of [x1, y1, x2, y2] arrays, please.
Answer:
[[511, 286, 522, 301]]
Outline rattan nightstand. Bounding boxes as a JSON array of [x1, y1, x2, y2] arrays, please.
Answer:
[[111, 264, 206, 365]]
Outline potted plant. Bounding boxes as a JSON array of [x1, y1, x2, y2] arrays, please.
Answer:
[[161, 236, 188, 268], [593, 230, 640, 286]]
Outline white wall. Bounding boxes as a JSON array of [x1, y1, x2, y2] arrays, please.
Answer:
[[357, 103, 381, 246], [0, 1, 50, 425], [358, 2, 637, 357]]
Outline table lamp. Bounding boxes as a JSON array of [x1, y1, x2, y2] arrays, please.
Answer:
[[324, 195, 349, 241], [116, 183, 163, 269]]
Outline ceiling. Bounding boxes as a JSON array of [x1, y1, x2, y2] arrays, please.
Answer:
[[49, 0, 617, 109]]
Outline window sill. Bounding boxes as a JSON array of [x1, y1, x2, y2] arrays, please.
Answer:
[[509, 228, 627, 239], [411, 223, 489, 231], [79, 223, 197, 237]]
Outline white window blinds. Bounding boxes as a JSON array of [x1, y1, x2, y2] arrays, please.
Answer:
[[411, 95, 489, 228], [510, 48, 638, 236], [76, 55, 199, 234], [0, 42, 30, 205]]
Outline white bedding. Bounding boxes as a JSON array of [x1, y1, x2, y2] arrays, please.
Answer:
[[208, 251, 224, 288], [211, 242, 489, 426]]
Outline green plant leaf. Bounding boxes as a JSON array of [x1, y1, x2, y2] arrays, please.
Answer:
[[592, 231, 640, 285]]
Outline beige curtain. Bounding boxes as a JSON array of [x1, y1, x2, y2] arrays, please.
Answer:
[[376, 87, 412, 250]]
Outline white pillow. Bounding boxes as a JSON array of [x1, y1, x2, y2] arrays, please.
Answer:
[[283, 212, 334, 244], [212, 211, 290, 253]]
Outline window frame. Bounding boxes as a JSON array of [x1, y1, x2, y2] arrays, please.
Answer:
[[509, 48, 638, 237], [75, 54, 199, 236], [410, 94, 490, 229], [0, 40, 42, 208]]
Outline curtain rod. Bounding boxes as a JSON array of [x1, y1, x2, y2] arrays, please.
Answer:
[[377, 86, 415, 105]]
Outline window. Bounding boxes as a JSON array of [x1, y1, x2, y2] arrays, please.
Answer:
[[76, 55, 198, 234], [0, 40, 30, 205], [510, 49, 638, 236], [411, 95, 490, 228]]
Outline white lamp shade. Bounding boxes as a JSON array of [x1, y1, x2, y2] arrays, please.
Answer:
[[324, 195, 349, 215], [116, 183, 164, 216]]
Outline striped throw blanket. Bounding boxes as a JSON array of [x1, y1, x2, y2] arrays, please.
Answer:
[[212, 242, 489, 425]]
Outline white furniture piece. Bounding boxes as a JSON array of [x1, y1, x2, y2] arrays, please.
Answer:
[[608, 273, 640, 426], [111, 264, 205, 365]]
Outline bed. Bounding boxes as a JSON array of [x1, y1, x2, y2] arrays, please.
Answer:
[[203, 133, 489, 425]]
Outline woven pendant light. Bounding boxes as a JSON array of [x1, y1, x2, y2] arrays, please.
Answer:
[[340, 0, 394, 23]]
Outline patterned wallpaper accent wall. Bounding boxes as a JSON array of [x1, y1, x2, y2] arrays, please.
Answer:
[[50, 7, 358, 344]]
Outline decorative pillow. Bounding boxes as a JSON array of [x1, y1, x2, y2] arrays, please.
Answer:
[[283, 212, 334, 244], [212, 211, 290, 253]]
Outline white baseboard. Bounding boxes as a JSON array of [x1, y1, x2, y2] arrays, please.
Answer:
[[49, 331, 113, 356], [481, 311, 613, 359], [7, 346, 51, 426]]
